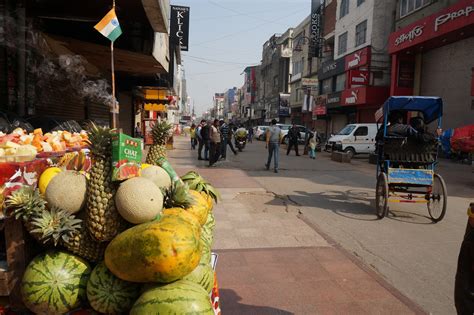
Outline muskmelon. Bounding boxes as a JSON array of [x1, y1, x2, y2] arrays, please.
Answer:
[[38, 167, 62, 195], [45, 171, 86, 214], [141, 165, 171, 190], [115, 177, 163, 224]]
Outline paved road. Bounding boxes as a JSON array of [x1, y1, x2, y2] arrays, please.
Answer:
[[207, 139, 473, 314]]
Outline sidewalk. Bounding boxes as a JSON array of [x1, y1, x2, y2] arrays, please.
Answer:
[[167, 136, 426, 314]]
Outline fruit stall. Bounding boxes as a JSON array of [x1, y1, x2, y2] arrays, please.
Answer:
[[0, 121, 221, 314]]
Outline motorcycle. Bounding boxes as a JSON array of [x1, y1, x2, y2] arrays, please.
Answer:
[[235, 134, 247, 152]]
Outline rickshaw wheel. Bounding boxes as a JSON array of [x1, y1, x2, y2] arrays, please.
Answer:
[[427, 173, 447, 222], [376, 173, 389, 219]]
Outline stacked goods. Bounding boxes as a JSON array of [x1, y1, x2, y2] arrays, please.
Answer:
[[0, 120, 220, 313]]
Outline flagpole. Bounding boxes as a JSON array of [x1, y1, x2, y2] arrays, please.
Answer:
[[111, 0, 118, 129]]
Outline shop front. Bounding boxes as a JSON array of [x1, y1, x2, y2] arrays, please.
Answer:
[[341, 86, 390, 123], [388, 0, 474, 129]]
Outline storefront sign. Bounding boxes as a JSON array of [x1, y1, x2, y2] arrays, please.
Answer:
[[313, 95, 327, 118], [341, 86, 390, 106], [313, 105, 327, 116], [170, 6, 190, 51], [310, 0, 325, 58], [345, 46, 371, 70], [318, 58, 345, 80], [302, 78, 319, 87], [279, 93, 291, 116], [349, 70, 369, 86], [326, 92, 341, 106], [389, 0, 474, 54]]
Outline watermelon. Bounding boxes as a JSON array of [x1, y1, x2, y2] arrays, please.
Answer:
[[183, 263, 215, 293], [200, 245, 211, 265], [87, 262, 141, 314], [21, 251, 91, 315], [130, 280, 213, 315]]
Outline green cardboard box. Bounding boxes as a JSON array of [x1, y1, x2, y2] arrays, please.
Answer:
[[111, 133, 143, 181]]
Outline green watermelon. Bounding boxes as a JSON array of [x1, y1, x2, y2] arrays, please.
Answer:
[[87, 262, 141, 314], [201, 226, 214, 249], [21, 251, 91, 315], [204, 213, 215, 231], [130, 280, 213, 315], [200, 241, 211, 265], [183, 263, 215, 293]]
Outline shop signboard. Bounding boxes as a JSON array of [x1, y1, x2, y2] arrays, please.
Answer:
[[341, 86, 390, 106], [170, 5, 190, 51], [318, 58, 345, 80], [302, 78, 319, 87], [310, 0, 325, 58], [312, 95, 327, 119], [348, 70, 369, 86], [388, 0, 474, 54], [345, 46, 371, 70], [279, 93, 291, 116], [326, 92, 342, 108]]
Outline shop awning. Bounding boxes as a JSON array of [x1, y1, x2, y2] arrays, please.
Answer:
[[46, 35, 166, 76]]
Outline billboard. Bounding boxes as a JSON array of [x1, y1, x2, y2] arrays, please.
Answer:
[[170, 5, 190, 51], [279, 93, 290, 117]]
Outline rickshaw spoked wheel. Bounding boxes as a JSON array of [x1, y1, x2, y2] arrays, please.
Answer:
[[376, 173, 389, 219], [427, 173, 447, 223]]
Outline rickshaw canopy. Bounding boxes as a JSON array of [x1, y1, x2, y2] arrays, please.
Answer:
[[382, 96, 443, 124]]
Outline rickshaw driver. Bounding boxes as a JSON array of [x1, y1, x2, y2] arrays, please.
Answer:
[[377, 111, 441, 143]]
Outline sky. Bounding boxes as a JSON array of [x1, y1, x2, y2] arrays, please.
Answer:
[[174, 0, 311, 116]]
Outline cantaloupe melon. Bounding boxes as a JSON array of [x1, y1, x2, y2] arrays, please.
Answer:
[[45, 171, 86, 214], [141, 166, 171, 190], [115, 177, 163, 224], [38, 167, 62, 195]]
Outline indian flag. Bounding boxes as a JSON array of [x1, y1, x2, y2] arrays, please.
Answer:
[[94, 8, 122, 42]]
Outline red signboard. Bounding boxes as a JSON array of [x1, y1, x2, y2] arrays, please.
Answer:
[[313, 105, 327, 116], [341, 86, 390, 106], [345, 46, 371, 70], [389, 0, 474, 54], [349, 70, 369, 86]]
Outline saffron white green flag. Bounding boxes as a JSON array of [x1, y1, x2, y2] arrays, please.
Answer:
[[94, 8, 122, 42]]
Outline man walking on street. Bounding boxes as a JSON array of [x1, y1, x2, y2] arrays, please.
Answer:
[[219, 120, 229, 160], [265, 119, 281, 173], [196, 120, 206, 160], [247, 125, 254, 143], [227, 123, 238, 155], [287, 123, 301, 156], [209, 119, 221, 166]]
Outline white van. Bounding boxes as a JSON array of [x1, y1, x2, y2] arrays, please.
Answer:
[[325, 123, 378, 157]]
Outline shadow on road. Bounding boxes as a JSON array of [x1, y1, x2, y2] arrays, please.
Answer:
[[220, 289, 293, 315]]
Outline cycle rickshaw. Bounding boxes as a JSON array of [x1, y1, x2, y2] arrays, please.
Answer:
[[375, 96, 447, 222]]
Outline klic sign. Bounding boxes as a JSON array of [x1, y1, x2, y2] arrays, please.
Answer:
[[170, 5, 190, 51]]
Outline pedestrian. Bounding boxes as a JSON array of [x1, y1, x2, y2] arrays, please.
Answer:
[[219, 120, 229, 160], [287, 123, 301, 156], [247, 125, 254, 143], [265, 119, 281, 173], [209, 119, 221, 166], [190, 124, 197, 150], [134, 122, 142, 138], [227, 124, 238, 155], [196, 120, 204, 159], [201, 121, 211, 160], [308, 129, 318, 159]]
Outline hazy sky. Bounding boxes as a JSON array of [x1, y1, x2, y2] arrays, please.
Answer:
[[174, 0, 311, 116]]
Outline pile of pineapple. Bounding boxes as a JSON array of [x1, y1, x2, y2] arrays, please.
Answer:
[[4, 121, 219, 263]]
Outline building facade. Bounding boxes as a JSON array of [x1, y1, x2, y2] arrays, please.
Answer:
[[388, 0, 474, 129], [331, 0, 396, 128]]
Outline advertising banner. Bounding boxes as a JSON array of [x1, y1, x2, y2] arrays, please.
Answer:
[[349, 70, 370, 86], [345, 46, 371, 70], [170, 5, 190, 51], [279, 93, 291, 116]]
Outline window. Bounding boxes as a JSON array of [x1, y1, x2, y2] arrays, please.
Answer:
[[355, 20, 367, 47], [338, 32, 348, 55], [322, 79, 332, 94], [292, 59, 303, 76], [400, 0, 431, 17], [357, 0, 365, 6], [354, 127, 368, 136], [339, 0, 349, 18], [335, 73, 346, 92]]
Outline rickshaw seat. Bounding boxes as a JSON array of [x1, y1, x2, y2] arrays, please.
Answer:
[[382, 137, 437, 164]]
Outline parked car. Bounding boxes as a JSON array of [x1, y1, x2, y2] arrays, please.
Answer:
[[325, 123, 378, 158], [255, 125, 268, 141], [280, 124, 313, 145]]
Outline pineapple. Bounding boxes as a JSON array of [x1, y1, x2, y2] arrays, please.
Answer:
[[181, 171, 221, 203], [146, 120, 173, 165], [85, 123, 126, 242], [31, 207, 106, 262], [5, 187, 46, 240], [162, 182, 194, 209]]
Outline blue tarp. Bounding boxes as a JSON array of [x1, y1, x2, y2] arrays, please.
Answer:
[[383, 96, 443, 124]]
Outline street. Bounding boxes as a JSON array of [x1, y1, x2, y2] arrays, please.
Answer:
[[169, 136, 473, 314]]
